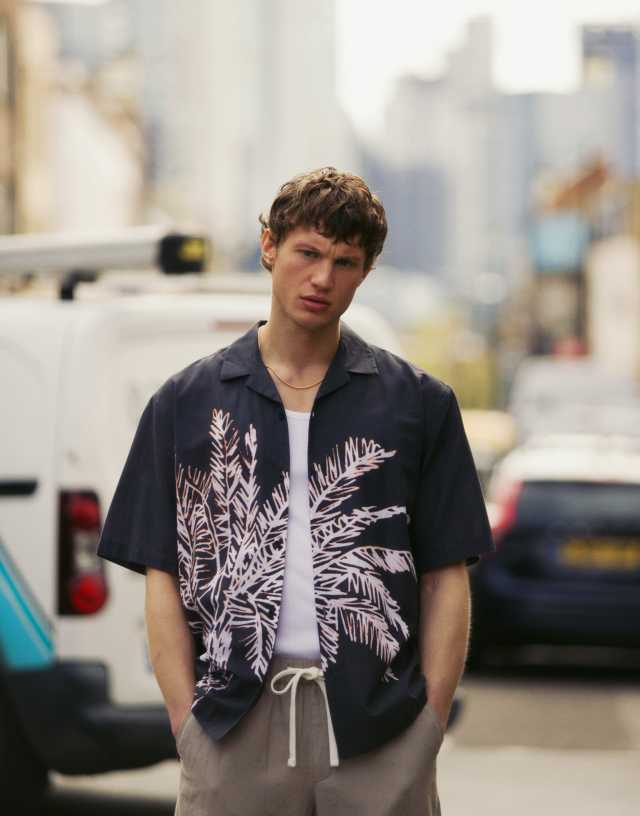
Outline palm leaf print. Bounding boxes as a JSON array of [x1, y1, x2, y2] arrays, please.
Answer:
[[177, 410, 289, 696], [309, 437, 412, 673], [176, 413, 413, 697]]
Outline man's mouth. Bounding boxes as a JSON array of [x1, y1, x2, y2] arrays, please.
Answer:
[[300, 295, 331, 312], [302, 296, 329, 304]]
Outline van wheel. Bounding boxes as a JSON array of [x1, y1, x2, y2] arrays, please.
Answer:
[[0, 678, 48, 811]]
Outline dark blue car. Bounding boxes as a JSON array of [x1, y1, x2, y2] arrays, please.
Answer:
[[469, 433, 640, 663]]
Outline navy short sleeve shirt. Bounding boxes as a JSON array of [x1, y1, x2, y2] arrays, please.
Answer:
[[98, 321, 494, 759]]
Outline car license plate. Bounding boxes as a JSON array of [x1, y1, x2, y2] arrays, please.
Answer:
[[560, 538, 640, 571]]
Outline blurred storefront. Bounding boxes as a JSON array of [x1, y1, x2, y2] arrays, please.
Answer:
[[587, 235, 640, 381], [528, 160, 607, 356], [529, 209, 591, 353], [525, 158, 640, 381]]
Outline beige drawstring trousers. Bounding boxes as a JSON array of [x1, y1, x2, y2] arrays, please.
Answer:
[[175, 655, 444, 816]]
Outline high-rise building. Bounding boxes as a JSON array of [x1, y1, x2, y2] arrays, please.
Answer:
[[371, 16, 639, 301], [130, 0, 355, 267], [367, 76, 449, 274], [582, 24, 640, 178], [41, 1, 354, 261], [378, 17, 502, 295], [254, 1, 356, 219]]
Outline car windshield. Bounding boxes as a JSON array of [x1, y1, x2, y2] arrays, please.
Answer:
[[517, 481, 640, 528]]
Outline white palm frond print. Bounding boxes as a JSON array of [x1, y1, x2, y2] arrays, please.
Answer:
[[177, 409, 289, 697], [176, 410, 413, 698], [309, 438, 413, 673]]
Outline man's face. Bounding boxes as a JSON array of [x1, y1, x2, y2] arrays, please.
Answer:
[[261, 225, 369, 331]]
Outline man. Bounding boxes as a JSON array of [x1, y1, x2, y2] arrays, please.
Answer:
[[98, 167, 494, 815]]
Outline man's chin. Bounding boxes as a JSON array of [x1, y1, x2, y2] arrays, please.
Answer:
[[290, 310, 341, 333]]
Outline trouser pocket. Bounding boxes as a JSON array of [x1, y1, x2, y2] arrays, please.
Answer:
[[424, 701, 445, 747], [176, 711, 194, 758]]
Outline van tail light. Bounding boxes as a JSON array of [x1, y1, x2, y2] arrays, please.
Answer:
[[490, 480, 523, 545], [58, 491, 108, 615]]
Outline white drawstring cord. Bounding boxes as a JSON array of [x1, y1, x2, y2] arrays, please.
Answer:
[[270, 666, 340, 768]]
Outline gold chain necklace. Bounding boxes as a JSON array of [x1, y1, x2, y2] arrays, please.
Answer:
[[258, 328, 325, 391]]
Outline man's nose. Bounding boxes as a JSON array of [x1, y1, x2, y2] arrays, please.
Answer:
[[310, 258, 334, 289]]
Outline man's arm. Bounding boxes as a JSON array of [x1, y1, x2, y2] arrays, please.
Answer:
[[145, 568, 195, 737], [418, 561, 471, 732]]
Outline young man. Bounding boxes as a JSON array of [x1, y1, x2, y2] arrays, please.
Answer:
[[98, 167, 494, 815]]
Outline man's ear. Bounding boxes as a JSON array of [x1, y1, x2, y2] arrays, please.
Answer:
[[260, 228, 276, 269]]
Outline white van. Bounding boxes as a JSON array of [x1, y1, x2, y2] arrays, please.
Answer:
[[0, 230, 402, 808]]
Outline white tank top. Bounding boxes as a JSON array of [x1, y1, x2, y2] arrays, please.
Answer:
[[273, 409, 321, 658]]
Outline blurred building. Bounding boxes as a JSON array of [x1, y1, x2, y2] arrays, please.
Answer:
[[374, 17, 520, 303], [7, 0, 144, 233], [362, 72, 450, 274], [520, 25, 639, 184], [47, 0, 132, 68], [5, 1, 354, 259], [254, 1, 357, 230], [527, 89, 618, 179], [12, 3, 59, 232], [369, 16, 640, 309], [586, 234, 640, 379], [129, 0, 356, 268], [0, 0, 16, 233], [582, 24, 640, 178], [363, 144, 448, 276]]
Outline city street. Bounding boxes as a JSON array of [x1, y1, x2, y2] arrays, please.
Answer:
[[3, 3, 640, 816], [45, 652, 640, 815]]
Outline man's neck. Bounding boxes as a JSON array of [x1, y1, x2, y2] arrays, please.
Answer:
[[259, 317, 340, 376]]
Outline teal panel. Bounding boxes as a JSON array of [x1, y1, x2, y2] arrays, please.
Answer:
[[0, 542, 54, 669]]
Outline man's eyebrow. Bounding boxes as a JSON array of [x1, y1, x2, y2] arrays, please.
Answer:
[[292, 239, 364, 258], [330, 240, 365, 256], [292, 238, 328, 251]]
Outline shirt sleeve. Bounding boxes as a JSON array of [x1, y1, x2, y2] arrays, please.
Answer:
[[98, 379, 178, 576], [411, 381, 495, 572]]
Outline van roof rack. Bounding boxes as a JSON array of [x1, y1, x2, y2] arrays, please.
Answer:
[[0, 226, 210, 300], [77, 270, 272, 300]]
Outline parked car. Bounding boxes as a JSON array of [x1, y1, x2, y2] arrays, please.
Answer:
[[0, 228, 405, 809], [469, 431, 640, 664]]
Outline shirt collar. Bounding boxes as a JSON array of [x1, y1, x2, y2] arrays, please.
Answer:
[[220, 320, 378, 402]]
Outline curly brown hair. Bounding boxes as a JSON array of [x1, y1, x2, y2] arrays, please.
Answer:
[[259, 167, 387, 272]]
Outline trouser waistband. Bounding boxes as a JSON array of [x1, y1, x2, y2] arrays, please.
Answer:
[[267, 654, 322, 677]]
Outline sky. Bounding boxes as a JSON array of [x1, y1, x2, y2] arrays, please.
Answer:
[[337, 0, 640, 132]]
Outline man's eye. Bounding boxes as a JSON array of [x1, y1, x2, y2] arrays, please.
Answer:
[[337, 258, 356, 267], [301, 249, 317, 258]]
